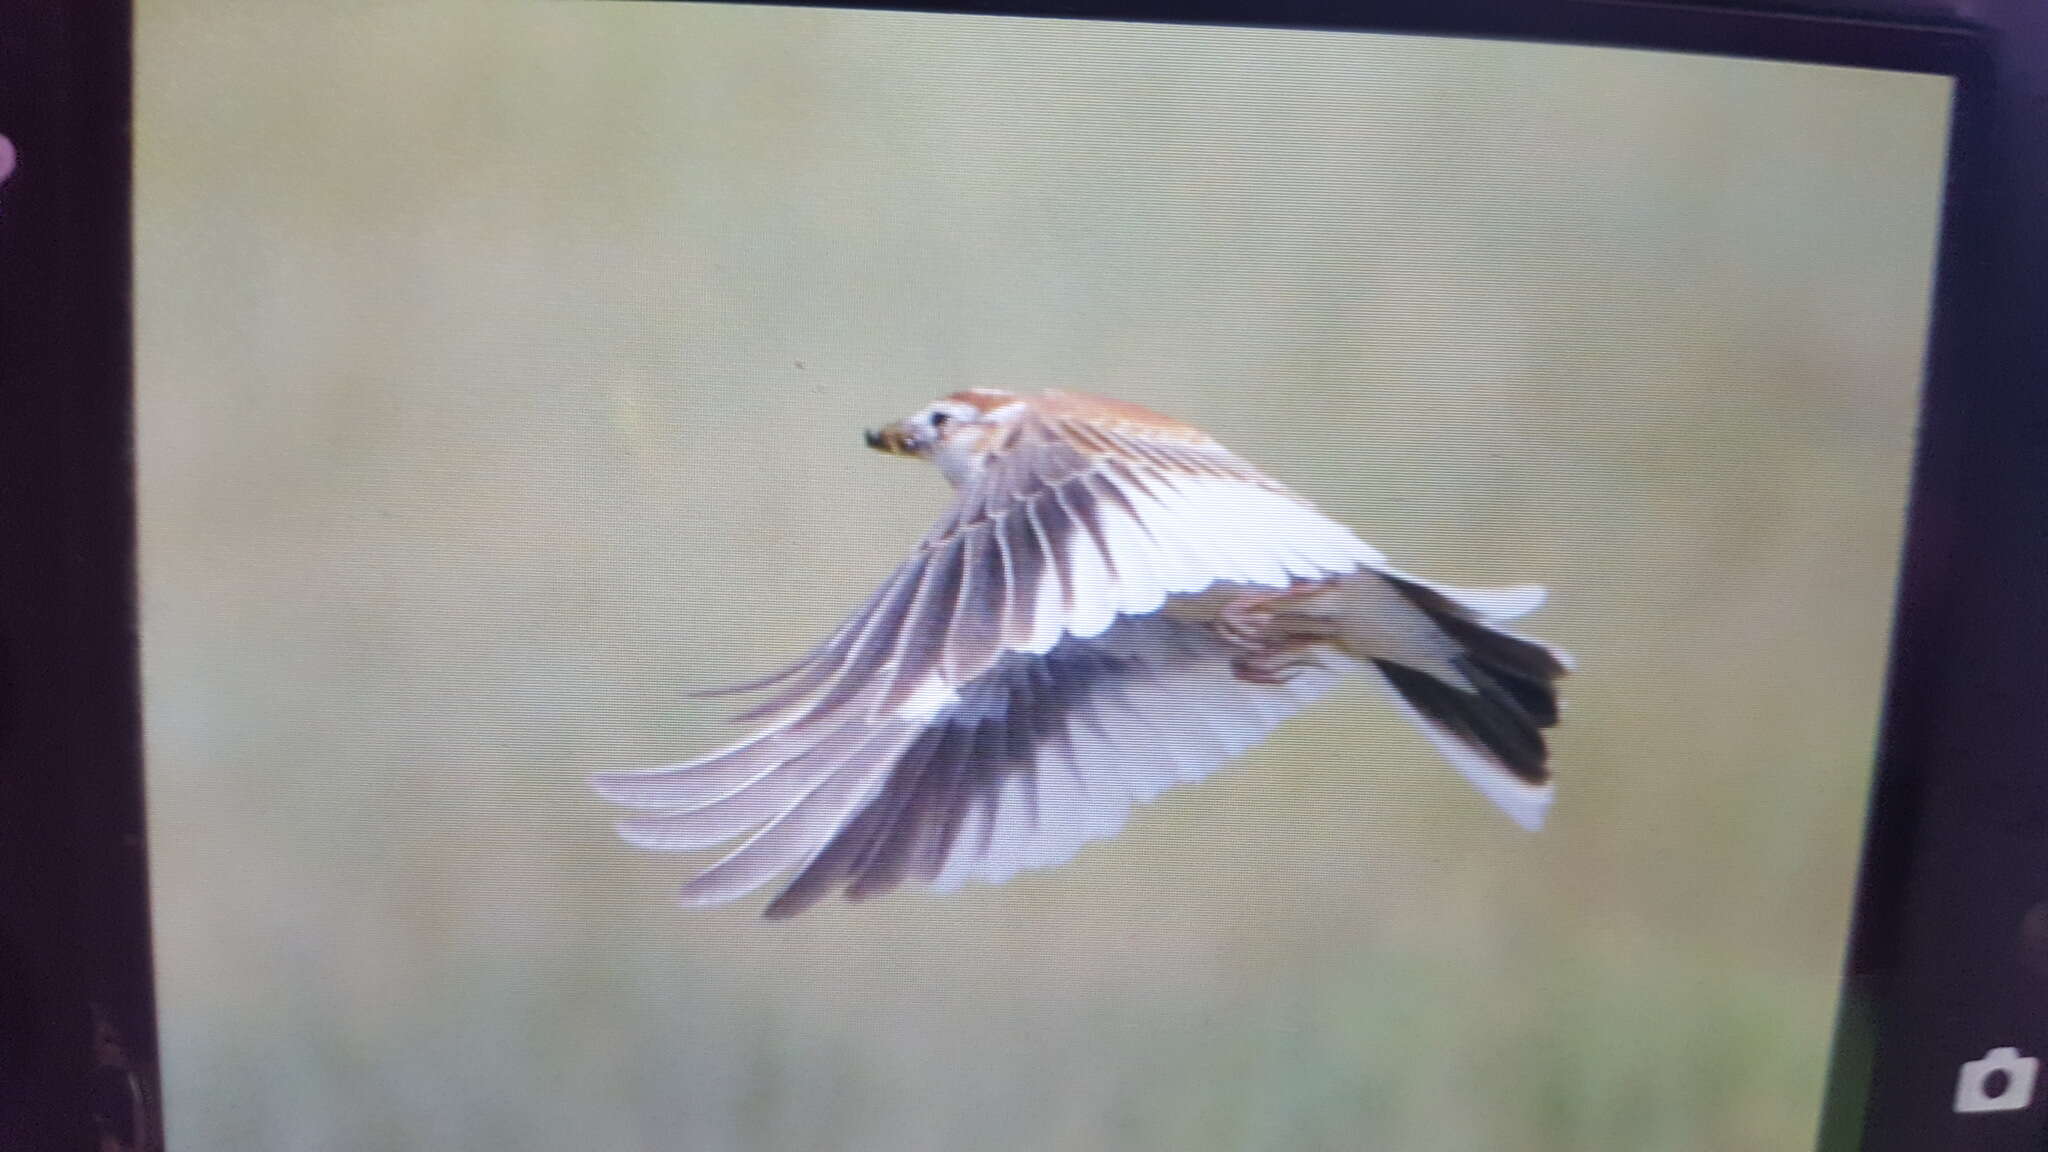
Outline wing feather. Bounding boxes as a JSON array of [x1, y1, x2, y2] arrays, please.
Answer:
[[1021, 496, 1070, 653], [1075, 471, 1168, 614], [942, 530, 1006, 685], [989, 512, 1028, 648], [674, 723, 912, 907], [1109, 462, 1245, 589], [612, 712, 873, 852], [847, 723, 966, 901], [875, 536, 966, 717], [724, 553, 929, 725], [591, 705, 845, 812]]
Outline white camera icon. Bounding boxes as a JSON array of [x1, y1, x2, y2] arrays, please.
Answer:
[[1953, 1047, 2039, 1114]]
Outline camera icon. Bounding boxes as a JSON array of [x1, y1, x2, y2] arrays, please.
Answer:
[[1953, 1047, 2039, 1114]]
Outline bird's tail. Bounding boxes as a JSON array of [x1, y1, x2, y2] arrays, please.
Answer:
[[1305, 569, 1572, 829]]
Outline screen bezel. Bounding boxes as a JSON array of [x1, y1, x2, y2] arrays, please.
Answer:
[[4, 2, 2043, 1149]]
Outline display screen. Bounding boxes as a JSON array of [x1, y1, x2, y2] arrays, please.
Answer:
[[136, 4, 1952, 1148]]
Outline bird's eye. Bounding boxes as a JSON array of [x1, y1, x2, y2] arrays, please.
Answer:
[[930, 412, 952, 429]]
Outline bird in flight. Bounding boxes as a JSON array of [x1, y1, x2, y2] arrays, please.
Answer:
[[592, 389, 1571, 918]]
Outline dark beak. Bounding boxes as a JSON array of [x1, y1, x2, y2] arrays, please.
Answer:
[[865, 423, 915, 456]]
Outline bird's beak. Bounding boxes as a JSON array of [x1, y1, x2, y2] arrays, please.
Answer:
[[864, 421, 918, 457]]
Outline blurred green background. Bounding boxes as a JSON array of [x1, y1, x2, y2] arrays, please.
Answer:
[[135, 4, 1950, 1150]]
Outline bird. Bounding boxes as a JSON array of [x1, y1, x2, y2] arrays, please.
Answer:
[[591, 389, 1572, 918]]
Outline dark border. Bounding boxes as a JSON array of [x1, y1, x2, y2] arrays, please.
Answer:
[[0, 1, 153, 1150], [731, 0, 1985, 73], [1817, 4, 2048, 1150], [4, 1, 2045, 1149]]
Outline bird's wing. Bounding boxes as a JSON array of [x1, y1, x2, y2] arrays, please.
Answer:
[[599, 612, 1341, 916], [591, 400, 1381, 912], [693, 400, 1381, 728]]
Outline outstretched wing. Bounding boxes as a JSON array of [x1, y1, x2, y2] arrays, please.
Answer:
[[591, 397, 1380, 912], [601, 611, 1340, 917], [701, 398, 1378, 726]]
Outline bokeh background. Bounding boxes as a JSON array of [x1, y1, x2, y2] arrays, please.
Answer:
[[136, 4, 1951, 1150]]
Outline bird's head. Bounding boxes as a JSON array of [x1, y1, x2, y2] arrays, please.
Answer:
[[865, 389, 1021, 487]]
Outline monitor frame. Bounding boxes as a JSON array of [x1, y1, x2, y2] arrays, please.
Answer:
[[2, 1, 2043, 1149]]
